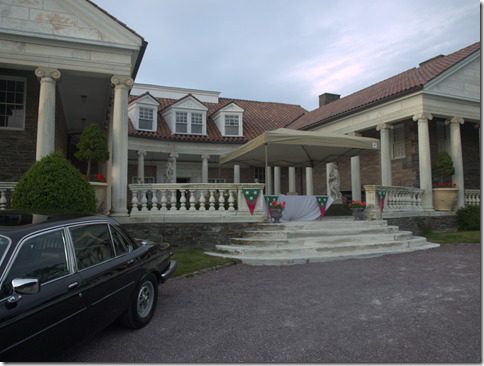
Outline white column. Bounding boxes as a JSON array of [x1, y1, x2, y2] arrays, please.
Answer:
[[376, 123, 393, 186], [446, 117, 465, 209], [274, 166, 281, 195], [266, 166, 273, 195], [110, 75, 133, 216], [288, 167, 296, 193], [350, 132, 362, 201], [201, 154, 210, 183], [234, 165, 240, 183], [170, 152, 179, 182], [103, 96, 114, 215], [35, 67, 61, 160], [137, 150, 147, 183], [413, 113, 434, 211], [156, 163, 164, 183], [306, 167, 314, 195], [326, 163, 333, 196]]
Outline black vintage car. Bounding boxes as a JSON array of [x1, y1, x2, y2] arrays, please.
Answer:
[[0, 210, 176, 362]]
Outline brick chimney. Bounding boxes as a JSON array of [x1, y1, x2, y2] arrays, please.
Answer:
[[319, 93, 340, 108]]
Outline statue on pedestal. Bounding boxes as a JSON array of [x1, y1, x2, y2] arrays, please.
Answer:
[[329, 162, 343, 202]]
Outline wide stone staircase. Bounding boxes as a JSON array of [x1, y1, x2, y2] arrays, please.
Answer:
[[205, 217, 440, 265]]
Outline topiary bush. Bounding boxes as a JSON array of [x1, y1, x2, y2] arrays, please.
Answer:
[[432, 151, 455, 185], [74, 123, 110, 178], [12, 151, 96, 214], [456, 205, 480, 231]]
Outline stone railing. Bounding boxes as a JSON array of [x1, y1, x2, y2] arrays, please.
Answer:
[[363, 185, 425, 219], [127, 183, 268, 223], [0, 182, 17, 210], [464, 189, 480, 206]]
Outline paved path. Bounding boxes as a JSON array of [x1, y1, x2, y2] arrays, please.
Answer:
[[59, 244, 481, 363]]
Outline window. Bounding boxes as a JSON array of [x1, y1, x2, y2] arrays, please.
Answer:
[[0, 77, 26, 129], [255, 167, 266, 183], [2, 230, 69, 296], [208, 178, 226, 183], [437, 123, 450, 153], [70, 224, 114, 270], [109, 226, 132, 256], [391, 124, 405, 159], [132, 177, 155, 184], [225, 115, 239, 136], [139, 108, 154, 130], [192, 113, 203, 134], [176, 112, 188, 133]]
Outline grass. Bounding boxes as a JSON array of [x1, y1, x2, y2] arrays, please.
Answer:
[[420, 231, 481, 245], [171, 248, 235, 278]]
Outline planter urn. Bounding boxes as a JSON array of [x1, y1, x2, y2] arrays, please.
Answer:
[[432, 187, 458, 211], [271, 209, 284, 223], [89, 181, 108, 210], [351, 207, 364, 220]]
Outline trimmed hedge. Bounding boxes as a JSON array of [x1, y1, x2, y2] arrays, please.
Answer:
[[12, 151, 97, 214], [456, 205, 480, 231], [325, 203, 352, 216]]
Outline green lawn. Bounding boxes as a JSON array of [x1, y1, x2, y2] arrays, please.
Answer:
[[171, 248, 235, 278], [420, 231, 481, 245]]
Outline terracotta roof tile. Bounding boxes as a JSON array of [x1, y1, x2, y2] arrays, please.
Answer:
[[287, 42, 480, 130]]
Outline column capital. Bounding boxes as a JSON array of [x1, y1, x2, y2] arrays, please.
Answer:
[[169, 152, 179, 159], [412, 113, 433, 122], [137, 150, 147, 156], [201, 154, 211, 160], [35, 67, 61, 82], [376, 123, 393, 131], [445, 117, 465, 126], [111, 75, 134, 89]]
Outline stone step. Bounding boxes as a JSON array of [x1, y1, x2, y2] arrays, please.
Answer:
[[242, 225, 401, 239], [217, 236, 428, 257], [205, 241, 440, 266], [255, 218, 388, 232]]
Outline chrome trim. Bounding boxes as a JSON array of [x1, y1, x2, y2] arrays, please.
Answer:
[[0, 234, 12, 268]]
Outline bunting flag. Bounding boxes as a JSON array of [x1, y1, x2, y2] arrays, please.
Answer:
[[376, 189, 387, 211], [265, 195, 279, 218], [243, 188, 261, 215], [316, 196, 330, 219]]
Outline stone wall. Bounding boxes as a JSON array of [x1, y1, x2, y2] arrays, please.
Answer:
[[387, 215, 458, 235], [122, 222, 259, 251]]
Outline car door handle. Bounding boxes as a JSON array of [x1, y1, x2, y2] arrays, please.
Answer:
[[68, 282, 79, 290], [127, 259, 135, 266]]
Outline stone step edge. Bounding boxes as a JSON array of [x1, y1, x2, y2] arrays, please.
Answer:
[[243, 226, 402, 237], [256, 220, 389, 230]]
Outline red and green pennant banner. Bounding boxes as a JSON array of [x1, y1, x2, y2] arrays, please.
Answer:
[[316, 196, 330, 219], [265, 195, 279, 218], [376, 189, 387, 211], [243, 188, 261, 215]]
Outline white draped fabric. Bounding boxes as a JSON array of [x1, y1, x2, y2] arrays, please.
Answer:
[[263, 194, 334, 222]]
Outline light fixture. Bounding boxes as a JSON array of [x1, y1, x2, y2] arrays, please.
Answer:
[[81, 95, 87, 104]]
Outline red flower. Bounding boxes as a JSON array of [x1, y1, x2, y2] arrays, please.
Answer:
[[438, 182, 441, 186], [453, 183, 456, 187]]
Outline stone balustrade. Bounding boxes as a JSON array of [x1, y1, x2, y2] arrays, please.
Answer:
[[464, 189, 480, 206], [0, 182, 17, 210], [127, 183, 268, 223], [363, 185, 425, 219]]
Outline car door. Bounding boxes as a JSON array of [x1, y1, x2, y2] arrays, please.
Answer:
[[0, 228, 87, 362], [67, 223, 143, 333]]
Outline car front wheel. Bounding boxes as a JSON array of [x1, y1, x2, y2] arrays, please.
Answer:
[[120, 273, 158, 329]]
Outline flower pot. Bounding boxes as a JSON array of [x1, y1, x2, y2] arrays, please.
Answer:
[[271, 208, 284, 223], [89, 181, 108, 210], [351, 207, 364, 220], [432, 188, 458, 211]]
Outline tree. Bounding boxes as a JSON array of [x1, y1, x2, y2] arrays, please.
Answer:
[[74, 124, 110, 178], [432, 151, 455, 185], [11, 151, 96, 214]]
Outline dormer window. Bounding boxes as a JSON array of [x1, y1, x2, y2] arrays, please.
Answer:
[[128, 93, 160, 133], [162, 95, 208, 135], [225, 115, 239, 136], [212, 102, 244, 137]]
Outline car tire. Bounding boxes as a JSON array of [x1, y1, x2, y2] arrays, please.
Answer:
[[120, 273, 158, 329]]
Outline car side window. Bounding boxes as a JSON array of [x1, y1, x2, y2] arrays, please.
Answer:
[[1, 229, 69, 297], [70, 224, 114, 270], [109, 226, 131, 256]]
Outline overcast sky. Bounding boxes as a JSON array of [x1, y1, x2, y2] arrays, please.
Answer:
[[94, 0, 480, 111]]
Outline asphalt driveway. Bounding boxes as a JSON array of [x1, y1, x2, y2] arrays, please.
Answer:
[[59, 243, 480, 363]]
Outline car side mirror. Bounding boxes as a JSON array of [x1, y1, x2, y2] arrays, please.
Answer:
[[7, 278, 40, 304]]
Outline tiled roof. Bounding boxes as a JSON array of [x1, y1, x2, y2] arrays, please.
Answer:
[[287, 42, 480, 130], [128, 95, 308, 143]]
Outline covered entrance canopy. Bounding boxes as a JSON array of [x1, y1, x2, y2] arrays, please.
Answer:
[[219, 128, 380, 167]]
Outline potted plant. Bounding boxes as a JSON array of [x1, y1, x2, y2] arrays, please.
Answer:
[[74, 124, 110, 210], [348, 200, 366, 220], [431, 151, 458, 211], [270, 200, 286, 223]]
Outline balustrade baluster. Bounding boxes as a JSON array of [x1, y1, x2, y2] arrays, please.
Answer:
[[219, 190, 226, 211], [151, 189, 158, 211], [0, 189, 7, 210], [170, 189, 177, 211], [199, 191, 206, 211], [189, 189, 196, 211], [209, 190, 216, 211], [228, 190, 235, 211], [160, 190, 167, 210], [179, 190, 187, 211], [131, 188, 139, 212], [140, 189, 148, 211]]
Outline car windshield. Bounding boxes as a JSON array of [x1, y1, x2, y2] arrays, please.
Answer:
[[0, 235, 11, 267]]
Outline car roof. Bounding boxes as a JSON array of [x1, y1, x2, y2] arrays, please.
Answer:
[[0, 210, 120, 241]]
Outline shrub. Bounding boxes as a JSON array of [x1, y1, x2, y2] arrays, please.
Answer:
[[12, 151, 96, 214], [456, 205, 480, 231], [432, 151, 455, 185], [326, 203, 352, 216]]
